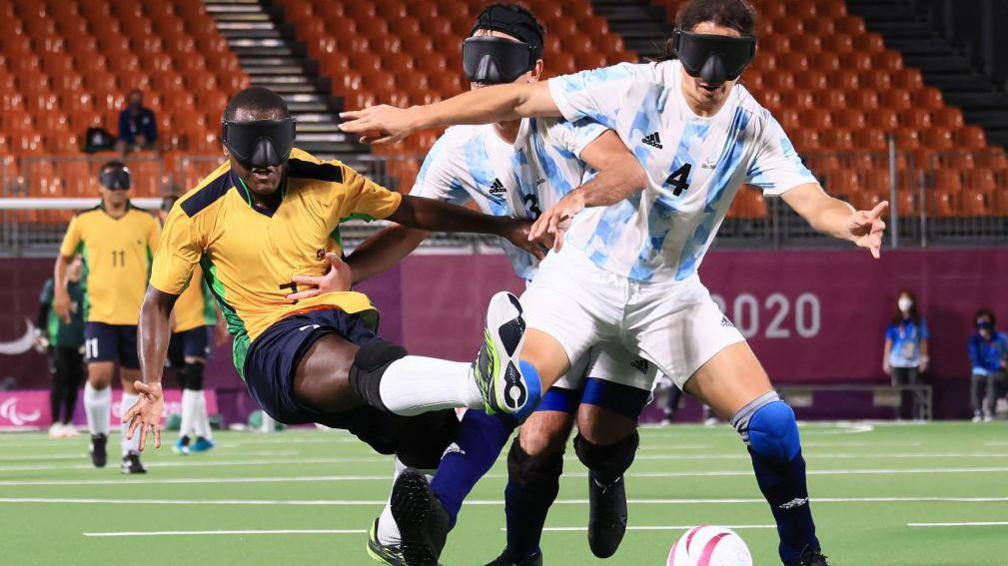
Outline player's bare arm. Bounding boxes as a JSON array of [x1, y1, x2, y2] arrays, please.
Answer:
[[339, 81, 558, 145], [51, 254, 74, 323], [347, 224, 430, 284], [388, 194, 544, 259], [124, 286, 178, 451], [530, 130, 648, 249], [782, 183, 889, 259]]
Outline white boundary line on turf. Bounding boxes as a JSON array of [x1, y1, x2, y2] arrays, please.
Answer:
[[908, 522, 1008, 528], [0, 455, 385, 472], [7, 496, 1008, 507], [534, 525, 777, 532], [83, 529, 368, 537]]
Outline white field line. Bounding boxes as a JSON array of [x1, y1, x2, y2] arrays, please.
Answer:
[[0, 455, 385, 472], [83, 529, 367, 538], [5, 496, 1008, 507], [5, 466, 1008, 487], [628, 452, 1008, 461], [908, 521, 1008, 528], [0, 450, 301, 463], [535, 524, 777, 532]]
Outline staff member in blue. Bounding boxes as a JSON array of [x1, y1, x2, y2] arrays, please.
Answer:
[[968, 309, 1008, 422], [882, 290, 929, 419]]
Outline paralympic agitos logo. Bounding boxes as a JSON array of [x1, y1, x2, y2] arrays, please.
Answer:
[[0, 397, 42, 426]]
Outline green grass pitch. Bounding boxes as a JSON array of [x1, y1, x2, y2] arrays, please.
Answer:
[[1, 422, 1006, 565]]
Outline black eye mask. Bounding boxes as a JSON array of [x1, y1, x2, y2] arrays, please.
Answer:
[[99, 165, 131, 190], [221, 118, 296, 168], [463, 36, 538, 84], [672, 29, 756, 84]]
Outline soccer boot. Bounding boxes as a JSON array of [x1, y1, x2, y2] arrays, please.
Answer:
[[587, 470, 628, 558], [472, 292, 538, 417], [89, 433, 108, 468], [173, 436, 191, 455], [190, 436, 215, 453], [390, 469, 449, 566], [785, 546, 830, 566], [120, 453, 147, 474], [485, 549, 543, 566], [367, 518, 407, 566]]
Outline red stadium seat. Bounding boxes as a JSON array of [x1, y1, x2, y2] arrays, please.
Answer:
[[955, 126, 987, 150]]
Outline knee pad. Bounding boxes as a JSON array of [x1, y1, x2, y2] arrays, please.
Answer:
[[573, 430, 639, 479], [395, 409, 460, 470], [348, 339, 408, 412], [507, 439, 563, 498], [183, 361, 204, 390], [731, 392, 799, 463]]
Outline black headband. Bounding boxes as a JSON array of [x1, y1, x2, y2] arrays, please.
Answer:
[[470, 5, 544, 58]]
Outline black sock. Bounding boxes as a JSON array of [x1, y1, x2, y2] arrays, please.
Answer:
[[749, 447, 818, 563], [503, 440, 562, 558]]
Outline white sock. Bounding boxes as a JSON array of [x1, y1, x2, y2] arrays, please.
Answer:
[[83, 383, 110, 436], [377, 356, 482, 416], [120, 393, 141, 456], [195, 390, 212, 440], [260, 412, 276, 433], [376, 458, 437, 546], [180, 389, 199, 439]]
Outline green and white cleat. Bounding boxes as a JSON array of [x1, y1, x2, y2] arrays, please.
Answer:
[[367, 518, 407, 566], [472, 292, 539, 417]]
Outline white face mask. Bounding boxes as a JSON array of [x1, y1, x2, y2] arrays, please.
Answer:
[[898, 297, 913, 313]]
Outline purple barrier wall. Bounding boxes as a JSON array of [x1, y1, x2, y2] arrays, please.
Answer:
[[2, 249, 1006, 420]]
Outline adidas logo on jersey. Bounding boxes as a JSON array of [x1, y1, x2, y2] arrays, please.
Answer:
[[641, 132, 663, 149], [488, 178, 506, 196], [721, 316, 735, 328]]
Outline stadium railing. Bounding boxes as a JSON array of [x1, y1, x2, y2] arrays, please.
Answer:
[[779, 384, 934, 421], [1, 146, 1006, 256]]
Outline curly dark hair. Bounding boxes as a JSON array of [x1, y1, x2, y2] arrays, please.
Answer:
[[657, 0, 757, 61]]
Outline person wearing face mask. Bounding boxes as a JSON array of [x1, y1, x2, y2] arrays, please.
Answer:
[[968, 309, 1008, 422], [116, 89, 158, 154], [882, 290, 930, 420]]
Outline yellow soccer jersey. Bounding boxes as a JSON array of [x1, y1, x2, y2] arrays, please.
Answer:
[[59, 204, 161, 325], [151, 148, 402, 375], [171, 263, 218, 334]]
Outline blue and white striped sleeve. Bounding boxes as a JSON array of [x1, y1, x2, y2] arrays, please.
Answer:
[[746, 114, 819, 197], [547, 63, 638, 130], [409, 129, 470, 206]]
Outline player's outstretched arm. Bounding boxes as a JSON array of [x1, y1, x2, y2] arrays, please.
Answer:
[[338, 81, 559, 145], [388, 195, 546, 259], [530, 130, 648, 250], [125, 287, 178, 451], [782, 183, 888, 259], [347, 225, 430, 284]]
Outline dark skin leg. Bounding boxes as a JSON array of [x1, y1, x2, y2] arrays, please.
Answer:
[[576, 404, 636, 446], [291, 333, 365, 414]]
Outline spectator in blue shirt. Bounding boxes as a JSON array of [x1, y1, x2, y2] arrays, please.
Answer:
[[883, 290, 930, 419], [116, 89, 157, 153], [968, 309, 1008, 422]]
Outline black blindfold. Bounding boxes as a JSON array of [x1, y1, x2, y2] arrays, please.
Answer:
[[99, 166, 131, 191], [222, 117, 296, 168], [463, 36, 538, 84], [672, 29, 756, 84]]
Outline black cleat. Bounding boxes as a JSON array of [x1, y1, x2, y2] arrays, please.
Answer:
[[587, 470, 628, 558], [120, 453, 147, 474], [390, 469, 449, 566], [89, 433, 107, 468], [786, 546, 830, 566], [367, 517, 408, 566], [485, 549, 543, 566]]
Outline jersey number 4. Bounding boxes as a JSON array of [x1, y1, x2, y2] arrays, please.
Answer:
[[665, 164, 692, 196]]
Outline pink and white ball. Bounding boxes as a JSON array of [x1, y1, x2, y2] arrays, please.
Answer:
[[668, 526, 753, 566]]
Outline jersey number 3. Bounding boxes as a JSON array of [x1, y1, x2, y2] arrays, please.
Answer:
[[665, 164, 692, 196]]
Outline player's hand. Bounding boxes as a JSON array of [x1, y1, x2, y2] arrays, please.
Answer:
[[339, 105, 418, 145], [882, 361, 891, 376], [847, 201, 888, 259], [124, 381, 164, 451], [530, 190, 585, 251], [503, 219, 547, 260], [52, 289, 72, 323], [287, 253, 352, 301], [919, 359, 929, 373]]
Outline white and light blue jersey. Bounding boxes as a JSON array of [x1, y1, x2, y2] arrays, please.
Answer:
[[548, 60, 818, 282], [410, 117, 607, 280]]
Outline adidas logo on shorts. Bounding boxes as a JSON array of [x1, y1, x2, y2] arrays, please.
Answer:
[[488, 178, 506, 196], [641, 131, 663, 149], [631, 358, 650, 374], [721, 316, 735, 328]]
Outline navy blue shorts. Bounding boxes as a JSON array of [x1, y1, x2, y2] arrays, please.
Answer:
[[167, 326, 211, 367], [84, 322, 139, 369], [242, 308, 458, 466]]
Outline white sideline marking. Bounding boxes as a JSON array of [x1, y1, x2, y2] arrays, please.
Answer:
[[4, 466, 1008, 487], [629, 452, 1008, 462], [83, 529, 367, 538], [6, 496, 1008, 507], [908, 521, 1008, 528], [533, 525, 776, 532], [0, 455, 384, 472]]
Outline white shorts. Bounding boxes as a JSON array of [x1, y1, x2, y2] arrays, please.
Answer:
[[551, 340, 657, 392], [521, 246, 745, 390]]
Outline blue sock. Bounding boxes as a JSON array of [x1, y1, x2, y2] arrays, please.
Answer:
[[742, 400, 819, 564], [430, 410, 517, 527]]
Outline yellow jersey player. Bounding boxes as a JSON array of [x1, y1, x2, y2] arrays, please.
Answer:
[[53, 161, 161, 473], [125, 87, 545, 560]]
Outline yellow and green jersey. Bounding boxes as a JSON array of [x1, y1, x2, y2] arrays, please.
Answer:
[[171, 263, 218, 333], [150, 148, 403, 377], [59, 204, 161, 325]]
